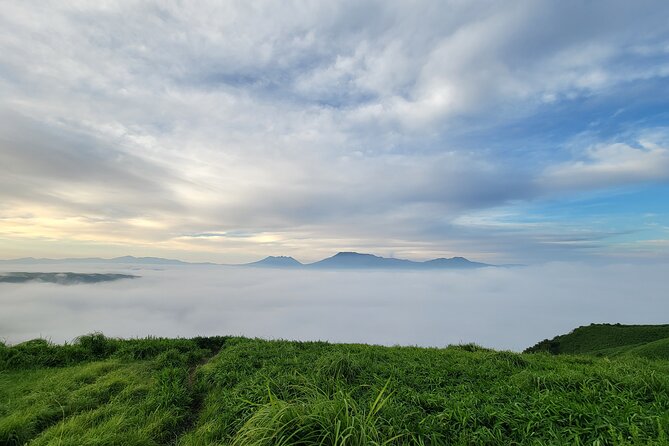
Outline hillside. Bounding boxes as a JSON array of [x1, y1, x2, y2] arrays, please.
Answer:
[[0, 272, 137, 284], [525, 323, 669, 358], [2, 334, 669, 445], [625, 337, 669, 360]]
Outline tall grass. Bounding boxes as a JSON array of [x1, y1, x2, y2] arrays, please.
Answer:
[[231, 379, 398, 446], [2, 334, 669, 445]]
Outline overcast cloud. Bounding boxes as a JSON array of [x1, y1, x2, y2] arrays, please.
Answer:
[[1, 1, 668, 263]]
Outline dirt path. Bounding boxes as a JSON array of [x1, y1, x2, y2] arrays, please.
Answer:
[[171, 346, 225, 445]]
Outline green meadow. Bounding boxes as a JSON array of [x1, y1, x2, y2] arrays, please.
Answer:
[[1, 325, 668, 445]]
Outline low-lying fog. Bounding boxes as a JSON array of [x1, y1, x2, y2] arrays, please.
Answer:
[[1, 263, 667, 351]]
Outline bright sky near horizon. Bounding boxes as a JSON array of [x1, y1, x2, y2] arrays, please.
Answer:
[[1, 1, 668, 264]]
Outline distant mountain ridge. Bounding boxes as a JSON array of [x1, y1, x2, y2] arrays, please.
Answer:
[[0, 252, 494, 270], [244, 252, 492, 269], [0, 256, 209, 265]]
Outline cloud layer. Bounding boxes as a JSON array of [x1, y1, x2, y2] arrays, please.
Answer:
[[1, 263, 668, 351], [1, 1, 668, 262]]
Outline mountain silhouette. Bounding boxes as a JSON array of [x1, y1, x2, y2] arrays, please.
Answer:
[[306, 252, 490, 270], [421, 256, 490, 269], [1, 253, 493, 270], [0, 256, 207, 265], [246, 256, 303, 268]]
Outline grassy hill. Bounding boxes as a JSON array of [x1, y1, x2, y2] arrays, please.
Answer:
[[625, 337, 669, 361], [2, 333, 669, 445], [525, 323, 669, 358]]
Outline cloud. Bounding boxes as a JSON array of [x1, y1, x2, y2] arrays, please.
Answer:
[[0, 1, 668, 262], [1, 263, 668, 351], [0, 112, 183, 215], [542, 137, 669, 191]]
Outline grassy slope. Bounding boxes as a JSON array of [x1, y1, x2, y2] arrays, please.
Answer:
[[0, 335, 225, 446], [525, 323, 669, 358], [624, 337, 669, 361], [0, 335, 668, 445]]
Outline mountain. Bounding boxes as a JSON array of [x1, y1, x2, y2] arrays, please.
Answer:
[[245, 256, 303, 268], [307, 252, 491, 270], [422, 256, 490, 269], [308, 252, 413, 269], [0, 256, 208, 265], [103, 256, 191, 265], [0, 253, 492, 270]]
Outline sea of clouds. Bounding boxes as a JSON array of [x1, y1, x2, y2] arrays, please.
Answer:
[[1, 263, 667, 351]]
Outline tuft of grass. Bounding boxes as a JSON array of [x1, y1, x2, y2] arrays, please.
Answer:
[[75, 332, 117, 358], [316, 351, 362, 384], [0, 333, 227, 371], [451, 342, 491, 353], [230, 380, 399, 446]]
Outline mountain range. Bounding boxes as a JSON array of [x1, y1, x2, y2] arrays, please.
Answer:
[[247, 252, 491, 269], [0, 256, 205, 265], [0, 252, 494, 270]]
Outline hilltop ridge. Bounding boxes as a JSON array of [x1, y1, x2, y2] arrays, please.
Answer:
[[525, 323, 669, 358]]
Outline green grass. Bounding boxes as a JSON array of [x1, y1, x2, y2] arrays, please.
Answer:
[[624, 338, 669, 361], [1, 333, 669, 445], [0, 334, 225, 446], [525, 323, 669, 357]]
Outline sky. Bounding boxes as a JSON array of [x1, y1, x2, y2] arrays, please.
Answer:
[[1, 1, 668, 264]]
